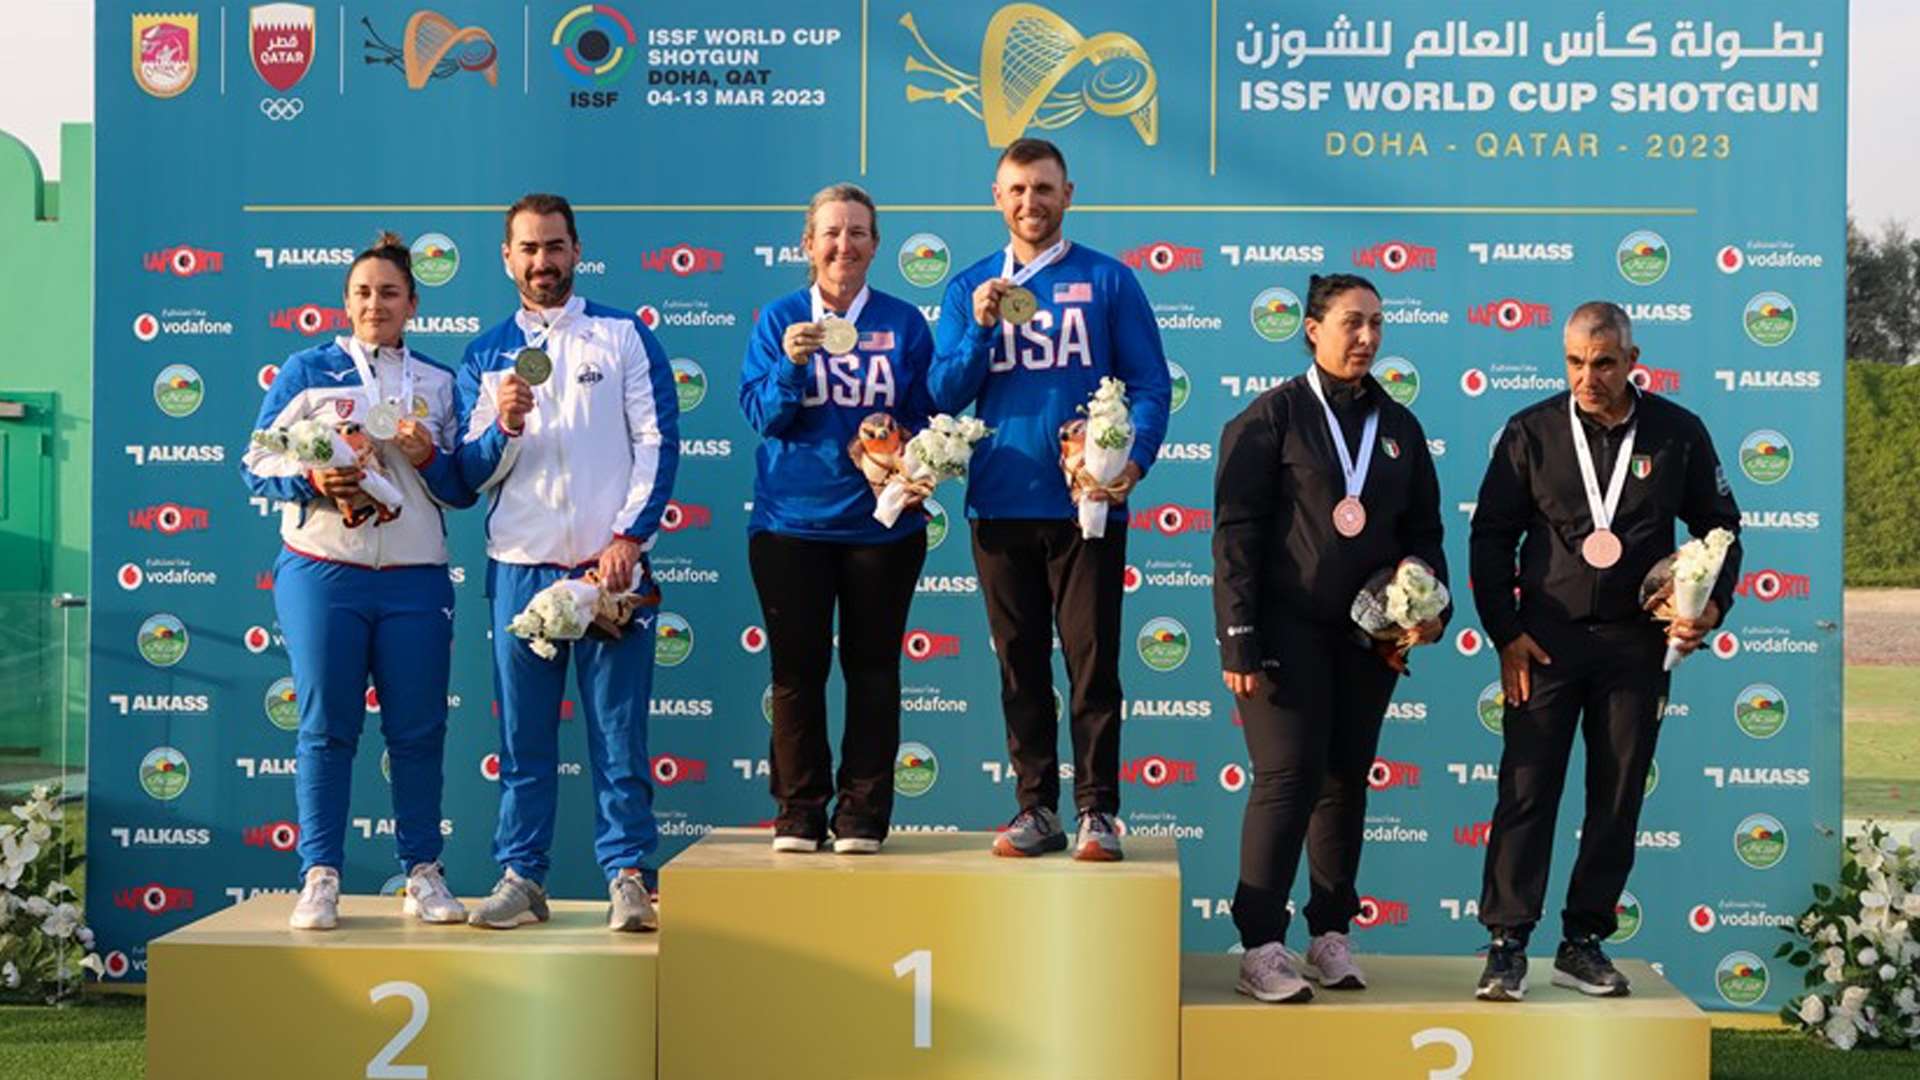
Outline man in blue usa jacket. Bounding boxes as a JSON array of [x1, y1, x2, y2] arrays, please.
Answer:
[[929, 138, 1171, 861]]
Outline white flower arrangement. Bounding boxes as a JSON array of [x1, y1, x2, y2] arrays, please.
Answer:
[[1658, 527, 1735, 671], [864, 413, 992, 528], [1348, 558, 1449, 674], [506, 579, 603, 660], [0, 785, 103, 1003], [251, 418, 405, 513], [1778, 822, 1920, 1051], [1062, 378, 1135, 539]]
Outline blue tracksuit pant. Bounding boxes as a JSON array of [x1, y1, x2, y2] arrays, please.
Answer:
[[273, 550, 454, 878], [488, 560, 659, 883]]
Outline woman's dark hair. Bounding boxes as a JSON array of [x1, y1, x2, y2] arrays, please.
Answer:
[[345, 231, 415, 298], [1302, 272, 1379, 354]]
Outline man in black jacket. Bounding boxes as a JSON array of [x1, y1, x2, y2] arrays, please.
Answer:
[[1468, 300, 1741, 1001]]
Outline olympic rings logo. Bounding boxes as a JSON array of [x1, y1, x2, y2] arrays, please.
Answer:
[[259, 97, 305, 121]]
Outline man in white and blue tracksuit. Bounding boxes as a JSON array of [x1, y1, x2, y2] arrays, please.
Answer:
[[456, 193, 679, 931], [929, 139, 1171, 862]]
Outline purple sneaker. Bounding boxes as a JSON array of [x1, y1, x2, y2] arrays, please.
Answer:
[[1236, 942, 1314, 1004], [1306, 931, 1367, 989]]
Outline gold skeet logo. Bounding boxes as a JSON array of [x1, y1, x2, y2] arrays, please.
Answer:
[[902, 4, 1158, 146], [362, 10, 499, 89]]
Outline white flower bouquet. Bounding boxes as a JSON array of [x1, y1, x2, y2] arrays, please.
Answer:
[[1349, 558, 1450, 673], [1060, 378, 1135, 539], [866, 413, 991, 528], [506, 572, 655, 660], [252, 417, 405, 527], [1778, 822, 1920, 1050], [1637, 527, 1736, 671], [0, 785, 102, 1003]]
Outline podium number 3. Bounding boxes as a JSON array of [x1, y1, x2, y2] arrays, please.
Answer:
[[892, 950, 933, 1049], [368, 981, 430, 1079], [1411, 1026, 1473, 1079]]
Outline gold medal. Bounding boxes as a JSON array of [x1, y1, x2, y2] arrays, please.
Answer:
[[514, 347, 553, 386], [999, 286, 1038, 325], [820, 317, 859, 356]]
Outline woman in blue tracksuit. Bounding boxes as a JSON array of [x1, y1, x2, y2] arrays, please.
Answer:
[[740, 183, 938, 854], [242, 232, 476, 929]]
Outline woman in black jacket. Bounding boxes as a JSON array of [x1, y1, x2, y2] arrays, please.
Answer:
[[1211, 272, 1449, 1002]]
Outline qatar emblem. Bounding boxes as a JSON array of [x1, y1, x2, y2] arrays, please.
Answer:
[[251, 4, 316, 92]]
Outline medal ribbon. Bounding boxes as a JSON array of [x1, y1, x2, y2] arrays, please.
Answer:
[[809, 282, 871, 329], [1000, 237, 1069, 287], [1306, 366, 1379, 503], [344, 336, 414, 419], [1568, 394, 1637, 535]]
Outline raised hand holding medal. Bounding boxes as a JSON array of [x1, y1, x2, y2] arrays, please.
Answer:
[[810, 281, 871, 358], [997, 237, 1067, 327], [514, 346, 552, 386]]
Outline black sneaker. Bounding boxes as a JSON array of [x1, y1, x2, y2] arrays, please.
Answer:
[[1552, 936, 1631, 997], [1475, 935, 1529, 1001]]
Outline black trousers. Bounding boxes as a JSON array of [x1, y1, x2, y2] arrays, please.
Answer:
[[1478, 620, 1669, 942], [970, 519, 1127, 815], [1231, 621, 1400, 949], [748, 529, 927, 840]]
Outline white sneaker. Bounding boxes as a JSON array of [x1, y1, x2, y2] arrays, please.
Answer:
[[772, 834, 825, 853], [832, 836, 882, 855], [289, 866, 340, 931], [401, 862, 467, 924]]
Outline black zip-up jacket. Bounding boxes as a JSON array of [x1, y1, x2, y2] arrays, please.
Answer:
[[1469, 389, 1743, 649], [1212, 370, 1449, 673]]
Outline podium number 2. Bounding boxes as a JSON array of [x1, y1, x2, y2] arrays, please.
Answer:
[[1410, 1027, 1473, 1079], [368, 981, 430, 1079], [892, 950, 933, 1049]]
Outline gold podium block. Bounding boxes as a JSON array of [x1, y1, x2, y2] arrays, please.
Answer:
[[659, 829, 1180, 1080], [1181, 954, 1709, 1080], [148, 895, 656, 1080]]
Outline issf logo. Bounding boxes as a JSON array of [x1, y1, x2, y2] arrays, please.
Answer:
[[552, 4, 637, 88]]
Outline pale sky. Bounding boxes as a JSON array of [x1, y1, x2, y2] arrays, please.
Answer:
[[1, 1, 1915, 229]]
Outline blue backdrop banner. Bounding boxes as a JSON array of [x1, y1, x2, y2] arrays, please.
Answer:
[[91, 0, 1844, 1012]]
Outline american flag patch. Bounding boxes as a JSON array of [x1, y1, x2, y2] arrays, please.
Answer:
[[859, 330, 895, 351], [1054, 282, 1093, 303]]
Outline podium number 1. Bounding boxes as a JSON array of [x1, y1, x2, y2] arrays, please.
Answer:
[[892, 950, 933, 1049], [1410, 1027, 1473, 1079], [368, 981, 430, 1079]]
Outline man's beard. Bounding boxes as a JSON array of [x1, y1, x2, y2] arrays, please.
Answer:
[[523, 268, 572, 306]]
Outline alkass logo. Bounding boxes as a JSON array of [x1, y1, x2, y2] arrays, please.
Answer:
[[116, 883, 195, 915], [1630, 363, 1682, 393], [651, 754, 707, 786], [1120, 755, 1197, 788], [1467, 298, 1552, 331], [1352, 241, 1436, 273], [1453, 820, 1494, 847], [242, 821, 300, 852], [253, 246, 355, 270], [642, 244, 724, 276], [660, 500, 712, 532], [270, 303, 352, 336], [1736, 569, 1811, 602], [903, 629, 961, 661], [1132, 504, 1212, 536], [144, 245, 224, 277], [129, 502, 210, 534], [1368, 758, 1420, 791], [1123, 242, 1204, 274], [1354, 895, 1410, 929]]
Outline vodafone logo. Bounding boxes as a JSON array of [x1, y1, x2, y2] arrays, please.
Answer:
[[1717, 246, 1744, 274], [364, 687, 381, 714], [134, 313, 160, 341], [740, 625, 767, 653], [1455, 628, 1485, 656], [118, 564, 145, 590], [1460, 369, 1488, 397], [480, 753, 502, 781], [1690, 904, 1717, 933], [651, 754, 707, 786], [1219, 763, 1248, 792], [1712, 632, 1740, 660], [244, 626, 272, 654], [258, 365, 279, 390], [1123, 565, 1143, 594], [104, 952, 132, 979], [637, 305, 661, 329]]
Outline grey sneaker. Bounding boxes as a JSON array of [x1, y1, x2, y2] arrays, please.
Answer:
[[467, 868, 550, 929], [1236, 942, 1313, 1003], [1073, 810, 1124, 862], [992, 807, 1067, 857], [1305, 931, 1367, 989], [608, 871, 658, 932], [288, 866, 339, 931]]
